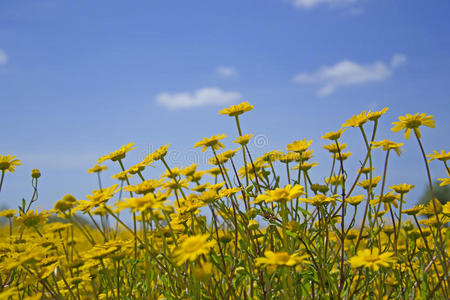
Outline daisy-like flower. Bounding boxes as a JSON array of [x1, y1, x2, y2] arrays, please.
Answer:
[[300, 194, 338, 206], [322, 128, 346, 141], [234, 134, 253, 146], [344, 195, 365, 206], [349, 248, 396, 271], [402, 205, 424, 216], [0, 155, 21, 173], [370, 191, 403, 209], [438, 177, 450, 186], [389, 183, 414, 194], [331, 151, 352, 161], [126, 162, 147, 175], [87, 164, 107, 174], [112, 171, 131, 181], [391, 113, 435, 139], [286, 139, 313, 153], [14, 209, 50, 227], [255, 251, 306, 267], [342, 111, 369, 128], [116, 192, 168, 213], [371, 140, 404, 156], [323, 142, 347, 154], [325, 174, 344, 186], [367, 107, 389, 121], [173, 234, 216, 266], [0, 209, 17, 218], [420, 198, 442, 216], [197, 189, 220, 204], [98, 143, 136, 164], [253, 184, 304, 204], [427, 150, 450, 163], [123, 179, 164, 195], [292, 162, 318, 172], [180, 164, 197, 177], [357, 176, 381, 190], [144, 144, 170, 163], [86, 184, 120, 208], [194, 134, 227, 152], [219, 101, 254, 117]]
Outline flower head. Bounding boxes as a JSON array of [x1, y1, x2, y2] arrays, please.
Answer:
[[219, 101, 253, 117], [342, 111, 369, 128], [234, 134, 253, 146], [389, 183, 414, 194], [144, 144, 170, 162], [255, 251, 306, 267], [87, 164, 108, 174], [391, 113, 435, 139], [173, 234, 216, 266], [427, 150, 450, 163], [322, 128, 346, 141], [287, 139, 312, 153], [253, 184, 304, 204], [371, 140, 404, 156], [194, 134, 227, 152], [349, 248, 395, 271], [0, 155, 21, 173], [98, 143, 136, 164]]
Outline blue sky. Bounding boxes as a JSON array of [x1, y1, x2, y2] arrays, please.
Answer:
[[0, 0, 449, 214]]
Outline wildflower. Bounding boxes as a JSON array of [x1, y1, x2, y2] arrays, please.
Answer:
[[301, 194, 338, 206], [234, 134, 253, 146], [326, 174, 344, 186], [197, 189, 220, 204], [194, 134, 227, 152], [97, 143, 136, 164], [349, 248, 395, 271], [344, 195, 365, 206], [162, 179, 189, 192], [255, 251, 306, 267], [260, 150, 283, 162], [253, 184, 304, 204], [0, 209, 17, 218], [331, 151, 352, 161], [402, 205, 423, 216], [427, 150, 450, 163], [292, 162, 318, 171], [371, 140, 404, 156], [420, 198, 442, 215], [54, 194, 77, 212], [357, 176, 381, 190], [279, 152, 300, 163], [126, 162, 147, 175], [323, 142, 347, 154], [31, 169, 41, 179], [188, 170, 206, 183], [310, 184, 329, 194], [87, 164, 107, 174], [144, 144, 170, 162], [86, 184, 120, 208], [14, 209, 49, 227], [173, 234, 216, 266], [116, 193, 167, 213], [391, 113, 435, 139], [358, 166, 375, 174], [342, 111, 369, 128], [443, 203, 450, 215], [221, 148, 240, 159], [438, 177, 450, 186], [112, 171, 131, 181], [287, 139, 312, 153], [219, 101, 254, 117], [0, 155, 21, 173], [367, 107, 389, 121], [322, 128, 346, 141], [124, 179, 164, 194], [370, 191, 403, 209], [219, 187, 241, 198], [248, 219, 259, 230], [389, 183, 414, 194]]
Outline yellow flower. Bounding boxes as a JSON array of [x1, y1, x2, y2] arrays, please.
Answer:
[[438, 177, 450, 186], [219, 101, 254, 117], [253, 184, 304, 204], [331, 151, 352, 161], [124, 179, 164, 195], [218, 187, 242, 198], [370, 191, 403, 209], [286, 139, 312, 153], [367, 107, 389, 121], [85, 184, 120, 208], [389, 183, 414, 194], [0, 209, 17, 218], [126, 162, 147, 175], [344, 195, 365, 206], [443, 203, 450, 215], [357, 176, 381, 190], [194, 134, 227, 152], [98, 143, 136, 164], [0, 154, 21, 173], [321, 128, 346, 141], [371, 140, 404, 156], [180, 163, 197, 177], [112, 171, 131, 181], [402, 205, 423, 216], [301, 194, 338, 206], [193, 261, 213, 281], [325, 174, 344, 186], [31, 169, 41, 179], [342, 111, 369, 128], [391, 113, 435, 139], [116, 193, 167, 213], [255, 251, 306, 267], [349, 248, 395, 271], [292, 162, 318, 171], [420, 198, 442, 215], [87, 164, 107, 173], [197, 189, 220, 204], [144, 144, 170, 162], [234, 134, 253, 146], [14, 209, 49, 227], [173, 234, 216, 266], [323, 142, 347, 154], [427, 150, 450, 163]]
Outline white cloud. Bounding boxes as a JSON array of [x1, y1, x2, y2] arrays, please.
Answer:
[[156, 87, 242, 109], [291, 0, 357, 9], [0, 49, 8, 64], [293, 54, 407, 96], [216, 66, 238, 78]]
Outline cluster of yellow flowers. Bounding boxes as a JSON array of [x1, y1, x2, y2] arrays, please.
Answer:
[[0, 101, 449, 299]]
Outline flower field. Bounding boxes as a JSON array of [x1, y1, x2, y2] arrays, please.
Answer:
[[0, 102, 449, 299]]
